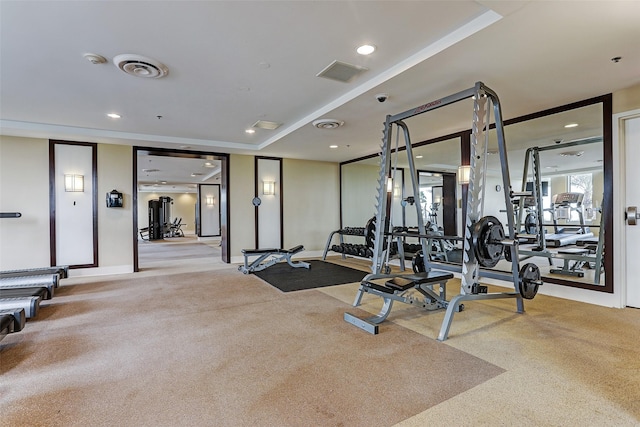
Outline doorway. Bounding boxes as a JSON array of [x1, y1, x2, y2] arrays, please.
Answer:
[[133, 147, 229, 272]]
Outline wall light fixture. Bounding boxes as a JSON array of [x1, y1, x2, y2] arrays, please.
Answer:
[[64, 174, 84, 192], [263, 181, 275, 195], [457, 166, 471, 185]]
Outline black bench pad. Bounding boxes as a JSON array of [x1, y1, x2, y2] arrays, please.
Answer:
[[242, 245, 304, 255], [365, 271, 453, 293]]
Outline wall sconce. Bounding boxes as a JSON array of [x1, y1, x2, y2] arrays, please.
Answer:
[[64, 174, 84, 192], [206, 195, 215, 206], [457, 166, 471, 185], [263, 180, 275, 195]]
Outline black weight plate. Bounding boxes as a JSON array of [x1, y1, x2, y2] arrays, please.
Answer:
[[525, 213, 538, 235], [472, 216, 504, 268], [364, 216, 376, 248], [519, 262, 541, 299], [504, 246, 512, 262], [412, 250, 425, 273]]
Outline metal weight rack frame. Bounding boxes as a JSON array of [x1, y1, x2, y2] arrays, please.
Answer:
[[345, 82, 538, 341]]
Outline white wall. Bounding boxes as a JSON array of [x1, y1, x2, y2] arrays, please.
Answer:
[[200, 184, 220, 236], [257, 158, 281, 248], [54, 143, 94, 266]]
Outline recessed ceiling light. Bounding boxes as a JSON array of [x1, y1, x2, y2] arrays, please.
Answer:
[[416, 155, 423, 159], [356, 44, 376, 55], [107, 113, 121, 119], [160, 181, 167, 184], [564, 123, 579, 128], [329, 145, 338, 149], [245, 129, 256, 134], [191, 173, 203, 177]]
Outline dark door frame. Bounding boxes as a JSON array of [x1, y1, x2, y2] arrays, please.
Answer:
[[132, 147, 230, 272]]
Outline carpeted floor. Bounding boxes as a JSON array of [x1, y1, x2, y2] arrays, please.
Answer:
[[0, 268, 503, 426], [2, 248, 640, 426]]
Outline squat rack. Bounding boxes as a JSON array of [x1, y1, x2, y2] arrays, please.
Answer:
[[360, 81, 537, 341]]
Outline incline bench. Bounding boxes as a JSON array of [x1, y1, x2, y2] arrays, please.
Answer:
[[238, 245, 311, 274], [344, 270, 454, 334]]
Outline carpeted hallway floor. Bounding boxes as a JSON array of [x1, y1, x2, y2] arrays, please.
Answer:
[[1, 241, 640, 426]]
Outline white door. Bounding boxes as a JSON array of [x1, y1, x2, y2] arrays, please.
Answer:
[[625, 115, 640, 308]]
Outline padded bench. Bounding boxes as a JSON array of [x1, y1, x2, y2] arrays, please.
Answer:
[[238, 245, 310, 274], [345, 271, 454, 334]]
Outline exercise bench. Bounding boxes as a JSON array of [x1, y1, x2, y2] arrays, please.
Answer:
[[344, 270, 453, 334], [238, 245, 310, 274]]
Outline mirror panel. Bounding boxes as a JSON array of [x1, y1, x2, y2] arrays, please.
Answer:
[[340, 95, 611, 292]]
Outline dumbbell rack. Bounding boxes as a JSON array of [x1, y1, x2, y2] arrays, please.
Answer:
[[322, 227, 369, 260]]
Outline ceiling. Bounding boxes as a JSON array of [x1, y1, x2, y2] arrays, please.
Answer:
[[2, 1, 639, 185]]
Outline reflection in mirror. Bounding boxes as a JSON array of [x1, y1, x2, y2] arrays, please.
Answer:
[[339, 97, 610, 291], [484, 102, 605, 287], [340, 137, 461, 250]]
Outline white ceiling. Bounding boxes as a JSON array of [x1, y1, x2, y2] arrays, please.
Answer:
[[1, 1, 639, 173]]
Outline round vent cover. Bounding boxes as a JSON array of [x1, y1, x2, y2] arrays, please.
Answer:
[[113, 54, 169, 79], [312, 119, 344, 129]]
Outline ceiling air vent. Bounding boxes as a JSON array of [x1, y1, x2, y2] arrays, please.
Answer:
[[252, 120, 282, 130], [114, 54, 169, 79], [316, 60, 367, 83], [312, 119, 344, 129]]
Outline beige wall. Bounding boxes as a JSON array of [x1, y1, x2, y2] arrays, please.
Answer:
[[0, 136, 51, 270], [613, 82, 640, 113], [229, 154, 255, 256], [98, 144, 134, 270], [283, 158, 340, 251], [341, 163, 378, 229], [0, 137, 134, 273]]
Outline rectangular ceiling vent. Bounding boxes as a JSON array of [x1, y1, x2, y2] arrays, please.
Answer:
[[316, 60, 368, 83], [252, 120, 282, 130]]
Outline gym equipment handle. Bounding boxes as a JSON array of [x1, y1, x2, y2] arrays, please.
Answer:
[[626, 206, 639, 226], [0, 212, 22, 218]]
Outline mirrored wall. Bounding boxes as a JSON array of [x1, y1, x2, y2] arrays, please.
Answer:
[[340, 95, 612, 292]]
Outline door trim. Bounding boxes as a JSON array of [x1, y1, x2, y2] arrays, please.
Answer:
[[613, 108, 640, 307]]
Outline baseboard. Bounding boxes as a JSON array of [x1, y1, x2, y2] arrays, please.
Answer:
[[67, 265, 134, 278]]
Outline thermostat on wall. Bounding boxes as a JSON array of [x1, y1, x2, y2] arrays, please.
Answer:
[[106, 190, 123, 208]]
